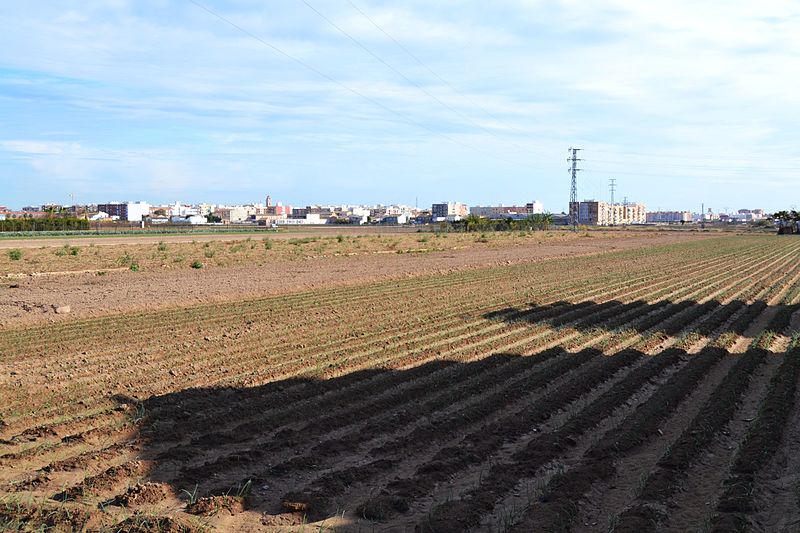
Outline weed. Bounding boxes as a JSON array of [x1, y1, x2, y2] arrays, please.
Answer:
[[96, 271, 107, 276], [7, 249, 22, 260], [264, 238, 273, 250], [337, 234, 344, 243], [417, 236, 428, 243], [117, 251, 133, 265], [191, 260, 203, 269], [129, 262, 140, 272], [607, 512, 620, 532], [157, 241, 167, 251], [204, 249, 215, 258], [131, 402, 146, 423], [235, 479, 252, 498], [181, 485, 199, 505]]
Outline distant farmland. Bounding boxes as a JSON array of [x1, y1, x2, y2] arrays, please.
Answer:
[[1, 235, 798, 532]]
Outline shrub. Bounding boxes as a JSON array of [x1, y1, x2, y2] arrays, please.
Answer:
[[8, 249, 22, 261], [117, 252, 133, 265], [191, 260, 203, 269]]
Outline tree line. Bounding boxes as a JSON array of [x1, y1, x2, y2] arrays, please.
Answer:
[[0, 217, 90, 232], [453, 213, 554, 232]]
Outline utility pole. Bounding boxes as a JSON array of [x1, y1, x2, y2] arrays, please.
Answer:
[[568, 148, 582, 230], [623, 196, 628, 227], [609, 178, 617, 226], [701, 202, 705, 230]]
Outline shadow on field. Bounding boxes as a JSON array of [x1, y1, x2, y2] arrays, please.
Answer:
[[484, 299, 780, 338], [94, 298, 786, 525], [108, 350, 617, 521]]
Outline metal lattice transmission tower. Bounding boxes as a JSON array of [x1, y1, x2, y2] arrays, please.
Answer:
[[568, 148, 582, 229], [609, 178, 617, 225]]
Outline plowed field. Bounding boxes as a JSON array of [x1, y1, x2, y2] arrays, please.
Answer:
[[1, 235, 799, 532]]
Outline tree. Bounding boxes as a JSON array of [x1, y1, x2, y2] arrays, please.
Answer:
[[464, 214, 483, 232]]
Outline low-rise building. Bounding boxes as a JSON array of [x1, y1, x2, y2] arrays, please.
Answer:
[[432, 201, 468, 221], [275, 213, 322, 225], [470, 201, 544, 218], [570, 200, 646, 225], [646, 211, 692, 224], [97, 201, 150, 222], [381, 214, 408, 224]]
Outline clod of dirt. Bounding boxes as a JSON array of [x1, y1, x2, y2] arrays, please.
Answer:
[[113, 513, 197, 533], [54, 305, 71, 314], [111, 482, 172, 507], [185, 494, 245, 516], [280, 493, 332, 521]]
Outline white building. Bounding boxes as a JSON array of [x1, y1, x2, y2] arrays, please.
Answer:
[[275, 213, 322, 225], [432, 202, 469, 221], [646, 211, 692, 224], [126, 201, 151, 223]]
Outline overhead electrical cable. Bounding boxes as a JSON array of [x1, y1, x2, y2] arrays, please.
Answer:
[[187, 0, 536, 169], [344, 0, 544, 142], [303, 0, 547, 156]]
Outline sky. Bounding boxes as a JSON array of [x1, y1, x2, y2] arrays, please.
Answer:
[[1, 1, 800, 212]]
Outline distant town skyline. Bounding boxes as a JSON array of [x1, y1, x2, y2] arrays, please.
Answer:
[[2, 1, 799, 211]]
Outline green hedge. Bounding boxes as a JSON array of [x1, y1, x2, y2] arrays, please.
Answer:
[[0, 218, 90, 232]]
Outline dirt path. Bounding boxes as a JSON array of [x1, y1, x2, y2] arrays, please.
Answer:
[[0, 226, 420, 249], [0, 232, 710, 328]]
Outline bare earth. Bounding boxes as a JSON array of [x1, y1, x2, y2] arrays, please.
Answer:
[[0, 231, 710, 328], [0, 225, 417, 249]]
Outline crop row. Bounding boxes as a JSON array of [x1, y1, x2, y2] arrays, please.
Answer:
[[711, 343, 800, 531]]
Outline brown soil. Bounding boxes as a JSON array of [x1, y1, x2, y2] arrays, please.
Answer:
[[2, 235, 798, 532], [185, 494, 245, 516], [750, 375, 800, 532], [0, 231, 708, 328], [112, 482, 173, 507], [113, 513, 198, 533]]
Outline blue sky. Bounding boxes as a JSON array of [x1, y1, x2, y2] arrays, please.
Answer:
[[1, 0, 799, 212]]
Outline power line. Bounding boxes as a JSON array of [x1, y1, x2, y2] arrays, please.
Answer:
[[587, 158, 800, 172], [590, 148, 800, 165], [300, 0, 542, 156], [343, 0, 547, 151], [187, 0, 535, 169]]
